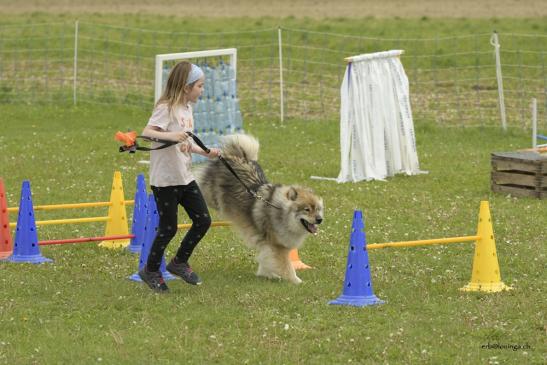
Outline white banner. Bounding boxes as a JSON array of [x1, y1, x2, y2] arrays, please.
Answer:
[[336, 50, 424, 183]]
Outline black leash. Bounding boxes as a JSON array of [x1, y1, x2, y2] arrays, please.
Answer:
[[118, 135, 178, 153], [120, 131, 282, 210]]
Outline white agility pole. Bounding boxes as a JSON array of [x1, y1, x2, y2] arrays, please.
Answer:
[[73, 20, 79, 106], [278, 28, 284, 123], [491, 32, 507, 131], [532, 98, 537, 149]]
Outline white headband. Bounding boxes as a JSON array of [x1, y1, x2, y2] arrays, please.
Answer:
[[186, 64, 204, 85]]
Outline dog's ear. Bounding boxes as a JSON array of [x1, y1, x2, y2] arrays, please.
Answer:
[[286, 187, 298, 201]]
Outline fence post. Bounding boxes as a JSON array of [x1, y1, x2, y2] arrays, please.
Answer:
[[490, 31, 507, 131], [278, 27, 284, 123], [532, 98, 537, 148], [73, 20, 79, 106]]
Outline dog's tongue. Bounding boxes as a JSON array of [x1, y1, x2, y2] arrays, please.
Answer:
[[308, 223, 318, 234]]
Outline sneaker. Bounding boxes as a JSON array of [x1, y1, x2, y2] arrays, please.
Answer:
[[138, 266, 169, 293], [167, 259, 203, 285]]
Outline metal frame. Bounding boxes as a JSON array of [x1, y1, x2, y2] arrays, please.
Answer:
[[154, 48, 237, 102]]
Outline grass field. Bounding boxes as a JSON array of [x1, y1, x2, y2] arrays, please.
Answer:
[[0, 103, 545, 364], [0, 4, 546, 364]]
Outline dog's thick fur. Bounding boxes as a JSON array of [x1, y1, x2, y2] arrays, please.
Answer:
[[197, 134, 323, 284]]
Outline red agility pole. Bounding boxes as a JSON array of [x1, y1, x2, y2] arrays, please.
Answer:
[[39, 234, 135, 246]]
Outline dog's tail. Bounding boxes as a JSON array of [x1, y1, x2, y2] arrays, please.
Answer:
[[219, 134, 259, 161]]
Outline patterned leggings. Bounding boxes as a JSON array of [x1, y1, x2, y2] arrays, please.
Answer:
[[146, 181, 212, 272]]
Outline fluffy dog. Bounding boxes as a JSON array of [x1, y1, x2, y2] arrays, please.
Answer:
[[196, 134, 324, 284]]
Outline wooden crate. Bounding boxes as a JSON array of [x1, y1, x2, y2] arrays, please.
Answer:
[[491, 151, 547, 199]]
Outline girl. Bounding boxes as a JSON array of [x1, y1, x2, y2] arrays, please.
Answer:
[[139, 61, 220, 293]]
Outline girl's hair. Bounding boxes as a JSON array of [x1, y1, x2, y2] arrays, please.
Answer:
[[156, 61, 196, 111]]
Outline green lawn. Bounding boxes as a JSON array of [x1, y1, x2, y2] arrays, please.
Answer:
[[0, 103, 544, 364]]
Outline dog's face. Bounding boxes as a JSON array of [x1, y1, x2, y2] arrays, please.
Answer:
[[286, 186, 324, 235]]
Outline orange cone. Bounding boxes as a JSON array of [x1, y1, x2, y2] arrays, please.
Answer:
[[0, 178, 12, 259], [290, 249, 312, 270]]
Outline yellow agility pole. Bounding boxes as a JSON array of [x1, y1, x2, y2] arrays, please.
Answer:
[[35, 216, 110, 225], [7, 200, 134, 213], [366, 235, 479, 250], [177, 221, 232, 229], [9, 216, 109, 228]]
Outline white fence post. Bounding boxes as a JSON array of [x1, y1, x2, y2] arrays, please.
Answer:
[[73, 20, 79, 106], [490, 31, 507, 131], [532, 98, 537, 148], [278, 27, 284, 123]]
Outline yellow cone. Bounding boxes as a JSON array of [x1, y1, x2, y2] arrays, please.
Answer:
[[99, 171, 130, 249], [460, 201, 512, 293], [290, 248, 312, 270]]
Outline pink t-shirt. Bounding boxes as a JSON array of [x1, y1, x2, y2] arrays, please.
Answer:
[[147, 103, 195, 187]]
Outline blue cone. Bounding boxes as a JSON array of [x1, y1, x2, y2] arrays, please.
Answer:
[[329, 210, 384, 307], [129, 193, 175, 281], [127, 174, 147, 254], [8, 181, 52, 264]]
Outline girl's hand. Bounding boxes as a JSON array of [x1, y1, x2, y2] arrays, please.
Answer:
[[170, 131, 189, 142], [207, 148, 221, 159]]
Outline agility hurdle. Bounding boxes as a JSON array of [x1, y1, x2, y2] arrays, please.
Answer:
[[3, 172, 223, 248], [366, 235, 479, 250], [1, 173, 140, 262], [0, 174, 132, 258], [367, 201, 512, 293], [330, 201, 512, 308], [4, 171, 133, 250], [1, 173, 309, 268], [39, 234, 135, 246]]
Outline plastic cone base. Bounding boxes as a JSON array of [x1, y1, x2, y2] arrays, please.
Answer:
[[127, 244, 141, 254], [460, 281, 512, 293], [329, 294, 385, 307], [101, 171, 129, 249], [461, 202, 512, 294], [0, 177, 12, 259], [329, 210, 384, 307], [8, 181, 52, 264], [129, 194, 175, 282], [127, 174, 147, 254], [8, 254, 53, 264]]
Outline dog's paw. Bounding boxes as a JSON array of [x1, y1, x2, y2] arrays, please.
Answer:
[[290, 276, 303, 285]]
